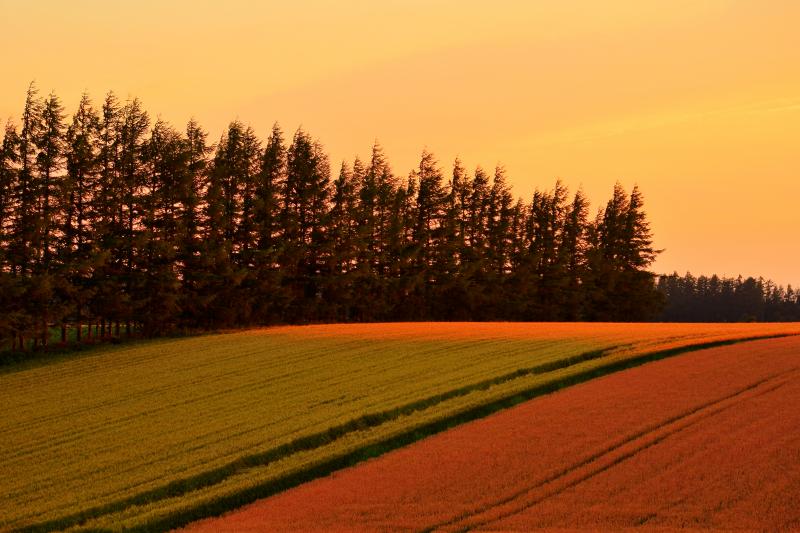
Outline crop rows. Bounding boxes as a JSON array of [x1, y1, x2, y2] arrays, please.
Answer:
[[1, 322, 799, 531], [187, 336, 800, 532]]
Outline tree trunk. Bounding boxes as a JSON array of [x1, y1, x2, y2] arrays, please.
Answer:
[[76, 306, 82, 342], [42, 315, 48, 347], [115, 321, 120, 337]]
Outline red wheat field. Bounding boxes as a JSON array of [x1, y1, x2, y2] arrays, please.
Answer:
[[185, 335, 800, 532]]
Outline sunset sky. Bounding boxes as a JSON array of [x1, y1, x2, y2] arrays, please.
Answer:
[[2, 0, 798, 285]]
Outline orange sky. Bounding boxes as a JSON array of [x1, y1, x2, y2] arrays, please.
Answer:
[[2, 1, 799, 285]]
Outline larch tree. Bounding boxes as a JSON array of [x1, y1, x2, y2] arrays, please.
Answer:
[[0, 121, 18, 255], [136, 120, 186, 334], [249, 123, 286, 322], [177, 118, 211, 327], [326, 160, 360, 319], [200, 121, 259, 326], [116, 98, 149, 334], [410, 149, 446, 317], [91, 92, 123, 337], [282, 129, 330, 320], [62, 93, 101, 341], [560, 188, 589, 320], [0, 121, 24, 346]]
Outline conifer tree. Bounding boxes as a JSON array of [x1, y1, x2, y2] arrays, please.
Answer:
[[586, 183, 662, 320], [36, 92, 65, 270], [353, 142, 396, 315], [623, 185, 658, 269], [486, 166, 513, 277], [282, 128, 330, 320], [387, 173, 417, 319], [615, 185, 662, 318], [11, 83, 43, 278], [365, 142, 395, 278], [116, 98, 149, 334], [560, 188, 589, 319], [0, 122, 18, 252], [255, 123, 285, 252], [198, 142, 238, 328], [456, 165, 493, 317], [91, 92, 123, 337], [584, 182, 626, 320], [467, 166, 490, 255], [62, 93, 101, 341], [0, 122, 23, 347], [199, 121, 258, 326], [136, 120, 185, 334], [34, 91, 67, 344], [176, 119, 211, 327], [410, 150, 445, 316], [534, 180, 569, 318], [432, 158, 470, 318], [349, 155, 379, 319], [326, 160, 360, 319], [8, 84, 46, 347], [249, 123, 286, 321], [449, 158, 470, 254]]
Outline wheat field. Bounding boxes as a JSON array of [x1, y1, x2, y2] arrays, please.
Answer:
[[2, 322, 799, 532], [186, 336, 800, 532]]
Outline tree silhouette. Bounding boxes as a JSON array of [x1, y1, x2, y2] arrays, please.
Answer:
[[9, 85, 777, 353]]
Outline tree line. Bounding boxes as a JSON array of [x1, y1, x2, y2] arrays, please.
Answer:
[[0, 84, 663, 350], [657, 273, 800, 322]]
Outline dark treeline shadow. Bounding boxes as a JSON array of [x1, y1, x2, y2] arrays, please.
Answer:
[[657, 273, 800, 322], [0, 82, 724, 353]]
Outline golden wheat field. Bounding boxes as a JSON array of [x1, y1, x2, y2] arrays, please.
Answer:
[[2, 322, 799, 532]]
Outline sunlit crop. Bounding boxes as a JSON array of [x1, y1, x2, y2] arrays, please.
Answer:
[[2, 322, 798, 531], [187, 336, 800, 532]]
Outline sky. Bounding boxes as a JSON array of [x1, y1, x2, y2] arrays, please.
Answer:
[[1, 0, 799, 285]]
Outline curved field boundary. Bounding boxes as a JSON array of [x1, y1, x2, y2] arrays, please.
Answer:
[[193, 335, 800, 533], [26, 332, 795, 533]]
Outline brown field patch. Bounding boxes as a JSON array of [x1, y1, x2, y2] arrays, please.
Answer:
[[184, 335, 800, 532]]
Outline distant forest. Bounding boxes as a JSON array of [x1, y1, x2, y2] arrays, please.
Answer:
[[657, 273, 800, 322], [0, 85, 795, 350]]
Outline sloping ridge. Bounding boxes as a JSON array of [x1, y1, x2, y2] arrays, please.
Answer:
[[17, 333, 796, 533]]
